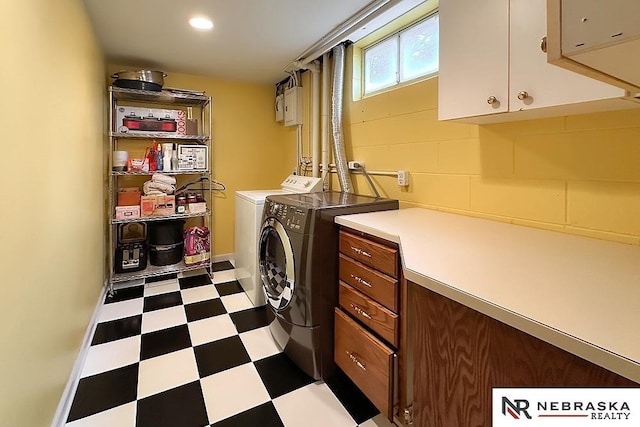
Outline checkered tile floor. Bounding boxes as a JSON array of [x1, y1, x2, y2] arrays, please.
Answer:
[[65, 261, 394, 427]]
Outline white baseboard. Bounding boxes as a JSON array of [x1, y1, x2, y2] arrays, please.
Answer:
[[51, 257, 234, 425], [212, 253, 234, 264], [50, 283, 107, 427]]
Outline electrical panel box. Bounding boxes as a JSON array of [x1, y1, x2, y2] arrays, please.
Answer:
[[275, 94, 284, 122], [284, 87, 303, 126]]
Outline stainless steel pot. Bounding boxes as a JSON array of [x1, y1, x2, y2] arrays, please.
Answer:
[[112, 70, 167, 91]]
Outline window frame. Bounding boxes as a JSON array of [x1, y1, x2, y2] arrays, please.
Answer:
[[361, 10, 439, 97]]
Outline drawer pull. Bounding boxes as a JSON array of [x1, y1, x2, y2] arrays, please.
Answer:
[[346, 351, 367, 371], [350, 274, 372, 288], [349, 303, 372, 320], [350, 246, 372, 258]]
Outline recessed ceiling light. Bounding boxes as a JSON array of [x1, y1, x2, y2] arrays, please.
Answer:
[[189, 17, 213, 30]]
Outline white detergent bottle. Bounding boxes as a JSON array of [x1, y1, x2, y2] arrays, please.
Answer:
[[171, 143, 179, 170], [162, 143, 172, 172]]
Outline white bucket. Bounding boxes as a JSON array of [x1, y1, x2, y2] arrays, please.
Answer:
[[113, 151, 129, 171]]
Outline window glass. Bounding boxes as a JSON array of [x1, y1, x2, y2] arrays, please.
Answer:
[[400, 14, 439, 81], [364, 37, 398, 94], [362, 12, 439, 96]]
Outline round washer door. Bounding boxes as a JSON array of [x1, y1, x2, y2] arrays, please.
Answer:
[[258, 217, 295, 311]]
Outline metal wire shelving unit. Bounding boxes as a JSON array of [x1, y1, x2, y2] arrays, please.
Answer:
[[107, 86, 213, 294]]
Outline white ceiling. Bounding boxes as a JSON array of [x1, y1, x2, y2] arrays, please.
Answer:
[[83, 0, 377, 84]]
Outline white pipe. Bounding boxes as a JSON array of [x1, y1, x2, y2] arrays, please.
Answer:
[[296, 0, 393, 66], [321, 53, 330, 189], [294, 0, 425, 67], [328, 168, 399, 177], [311, 61, 320, 178], [296, 124, 302, 175]]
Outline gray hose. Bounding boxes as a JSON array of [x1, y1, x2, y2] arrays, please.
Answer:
[[361, 167, 380, 198], [331, 44, 353, 193]]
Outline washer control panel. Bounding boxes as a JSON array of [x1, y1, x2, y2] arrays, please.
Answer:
[[280, 174, 323, 193], [266, 201, 308, 233]]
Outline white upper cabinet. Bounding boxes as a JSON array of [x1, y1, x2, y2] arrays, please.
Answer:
[[438, 0, 509, 119], [438, 0, 633, 123], [547, 0, 640, 92], [509, 0, 623, 110]]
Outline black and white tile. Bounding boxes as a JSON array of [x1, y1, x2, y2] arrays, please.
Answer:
[[65, 261, 392, 427]]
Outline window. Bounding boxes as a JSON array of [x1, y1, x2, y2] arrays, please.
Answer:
[[363, 12, 439, 95]]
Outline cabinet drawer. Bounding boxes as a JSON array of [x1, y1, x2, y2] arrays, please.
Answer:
[[339, 254, 398, 312], [339, 231, 398, 278], [334, 308, 394, 419], [339, 281, 399, 348]]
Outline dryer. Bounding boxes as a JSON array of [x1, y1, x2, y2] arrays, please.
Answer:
[[258, 192, 398, 380], [234, 175, 322, 307]]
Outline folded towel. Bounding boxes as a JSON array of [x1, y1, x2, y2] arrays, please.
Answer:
[[152, 173, 176, 185], [143, 180, 175, 195]]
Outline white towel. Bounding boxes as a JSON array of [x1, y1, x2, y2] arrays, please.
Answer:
[[152, 173, 176, 185], [143, 180, 175, 195]]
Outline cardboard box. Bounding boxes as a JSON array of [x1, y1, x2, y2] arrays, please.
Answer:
[[154, 195, 176, 216], [115, 205, 141, 220], [117, 188, 141, 206], [177, 145, 208, 170], [115, 106, 182, 135], [127, 158, 149, 172], [188, 202, 207, 214], [141, 195, 176, 217], [140, 196, 155, 217]]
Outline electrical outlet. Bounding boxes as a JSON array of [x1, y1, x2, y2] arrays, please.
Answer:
[[397, 170, 409, 186], [348, 160, 364, 170]]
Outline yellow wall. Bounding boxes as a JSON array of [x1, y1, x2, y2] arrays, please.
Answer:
[[106, 66, 297, 255], [341, 48, 640, 246], [0, 1, 105, 425]]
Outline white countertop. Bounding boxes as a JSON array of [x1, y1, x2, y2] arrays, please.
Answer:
[[335, 208, 640, 383]]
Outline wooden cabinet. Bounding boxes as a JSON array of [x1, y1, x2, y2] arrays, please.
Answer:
[[334, 308, 395, 417], [339, 254, 399, 312], [438, 0, 631, 123], [408, 281, 638, 427], [339, 282, 399, 347], [335, 229, 405, 422], [339, 232, 398, 277]]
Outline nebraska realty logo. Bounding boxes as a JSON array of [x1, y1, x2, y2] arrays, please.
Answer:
[[493, 388, 640, 426]]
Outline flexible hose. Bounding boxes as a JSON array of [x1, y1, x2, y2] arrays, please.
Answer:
[[330, 44, 353, 193]]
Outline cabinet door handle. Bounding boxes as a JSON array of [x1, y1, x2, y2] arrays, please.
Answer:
[[350, 274, 372, 287], [350, 246, 372, 258], [487, 96, 498, 105], [349, 303, 372, 319], [540, 36, 547, 53], [346, 351, 367, 371], [517, 91, 529, 100]]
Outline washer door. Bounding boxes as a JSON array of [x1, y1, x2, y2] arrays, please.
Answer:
[[258, 217, 295, 312]]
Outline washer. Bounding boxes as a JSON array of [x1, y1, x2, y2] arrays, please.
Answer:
[[235, 190, 288, 306], [258, 191, 398, 380], [234, 175, 322, 307]]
